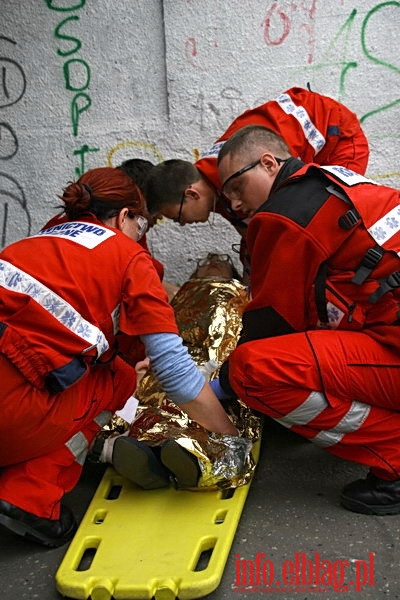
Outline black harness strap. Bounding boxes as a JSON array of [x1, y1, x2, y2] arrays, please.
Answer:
[[369, 271, 400, 304], [338, 208, 361, 230], [352, 245, 385, 285], [324, 183, 361, 231], [314, 261, 329, 324]]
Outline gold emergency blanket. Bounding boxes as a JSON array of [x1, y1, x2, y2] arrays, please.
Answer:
[[131, 277, 263, 490]]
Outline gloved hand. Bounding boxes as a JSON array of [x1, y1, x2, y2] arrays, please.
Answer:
[[209, 377, 235, 400]]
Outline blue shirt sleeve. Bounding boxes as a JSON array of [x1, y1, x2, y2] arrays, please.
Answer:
[[140, 332, 205, 405]]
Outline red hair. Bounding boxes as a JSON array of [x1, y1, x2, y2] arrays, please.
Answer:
[[60, 167, 144, 221]]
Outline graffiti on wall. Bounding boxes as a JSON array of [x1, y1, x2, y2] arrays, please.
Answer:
[[106, 141, 164, 169], [188, 3, 399, 133], [0, 36, 32, 247], [44, 0, 99, 177], [262, 0, 317, 65], [283, 2, 399, 123]]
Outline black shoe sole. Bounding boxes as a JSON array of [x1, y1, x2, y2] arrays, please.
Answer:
[[0, 512, 77, 548], [112, 437, 170, 490], [340, 494, 400, 516], [160, 440, 201, 488]]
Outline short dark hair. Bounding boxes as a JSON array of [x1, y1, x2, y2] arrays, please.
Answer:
[[218, 125, 291, 164], [145, 159, 201, 214], [118, 158, 154, 193]]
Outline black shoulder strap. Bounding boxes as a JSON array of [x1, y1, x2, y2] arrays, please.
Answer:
[[352, 245, 385, 285], [314, 261, 329, 324], [369, 271, 400, 303]]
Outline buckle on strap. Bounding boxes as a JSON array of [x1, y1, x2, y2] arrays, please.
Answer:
[[368, 270, 400, 303], [338, 209, 360, 230], [352, 246, 385, 285]]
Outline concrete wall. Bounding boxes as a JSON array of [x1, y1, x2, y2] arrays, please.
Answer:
[[1, 0, 399, 284]]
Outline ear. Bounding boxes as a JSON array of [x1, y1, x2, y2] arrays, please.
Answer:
[[116, 207, 129, 231], [185, 186, 200, 202], [259, 152, 279, 175]]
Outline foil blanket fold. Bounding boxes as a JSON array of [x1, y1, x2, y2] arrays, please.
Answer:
[[105, 277, 263, 489]]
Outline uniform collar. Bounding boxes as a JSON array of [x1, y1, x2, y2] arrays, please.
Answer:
[[270, 157, 304, 194]]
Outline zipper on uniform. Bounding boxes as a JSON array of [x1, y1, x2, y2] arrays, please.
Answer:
[[325, 284, 356, 323]]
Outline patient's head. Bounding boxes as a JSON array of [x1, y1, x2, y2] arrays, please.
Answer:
[[191, 253, 242, 281]]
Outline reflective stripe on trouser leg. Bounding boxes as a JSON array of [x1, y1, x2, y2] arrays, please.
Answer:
[[65, 431, 89, 466], [275, 391, 371, 447], [228, 334, 400, 478], [65, 410, 112, 465], [274, 391, 329, 427], [312, 400, 371, 447], [94, 410, 112, 428]]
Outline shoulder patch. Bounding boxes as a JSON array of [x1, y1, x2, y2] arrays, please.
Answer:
[[33, 221, 116, 249], [322, 166, 378, 186]]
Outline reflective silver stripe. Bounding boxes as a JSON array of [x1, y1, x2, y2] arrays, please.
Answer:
[[275, 391, 328, 427], [94, 410, 112, 428], [275, 92, 326, 155], [201, 141, 225, 159], [312, 400, 371, 448], [367, 205, 400, 249], [65, 431, 89, 466], [322, 165, 377, 187], [0, 259, 109, 357], [111, 304, 121, 335]]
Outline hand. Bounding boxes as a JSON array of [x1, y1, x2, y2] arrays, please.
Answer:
[[135, 357, 150, 385]]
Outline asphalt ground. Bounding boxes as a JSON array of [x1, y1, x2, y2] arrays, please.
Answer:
[[1, 418, 399, 600]]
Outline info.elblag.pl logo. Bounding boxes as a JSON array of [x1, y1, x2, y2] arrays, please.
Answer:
[[234, 551, 375, 593]]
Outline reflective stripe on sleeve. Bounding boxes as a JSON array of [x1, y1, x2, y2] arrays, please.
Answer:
[[275, 93, 326, 155], [368, 206, 400, 249], [0, 259, 109, 357], [200, 141, 225, 159]]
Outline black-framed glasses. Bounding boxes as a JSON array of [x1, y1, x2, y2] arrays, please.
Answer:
[[221, 159, 261, 197], [221, 156, 290, 201], [172, 188, 186, 224]]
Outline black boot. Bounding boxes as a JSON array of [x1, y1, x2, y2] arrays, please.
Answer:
[[0, 500, 77, 547], [160, 440, 201, 489], [112, 437, 170, 489], [340, 472, 400, 515]]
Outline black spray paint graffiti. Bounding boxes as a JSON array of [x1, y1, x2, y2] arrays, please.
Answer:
[[0, 36, 32, 248], [44, 0, 99, 177]]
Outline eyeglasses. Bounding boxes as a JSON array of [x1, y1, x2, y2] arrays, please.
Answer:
[[196, 253, 233, 268], [221, 156, 290, 201], [128, 211, 148, 241], [221, 159, 261, 201], [172, 188, 186, 224]]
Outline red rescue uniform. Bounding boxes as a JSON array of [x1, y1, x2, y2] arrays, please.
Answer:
[[0, 217, 178, 518], [197, 87, 369, 194], [196, 87, 369, 273], [225, 161, 400, 480], [44, 212, 165, 281]]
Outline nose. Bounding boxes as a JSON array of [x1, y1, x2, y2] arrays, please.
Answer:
[[230, 197, 242, 211]]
